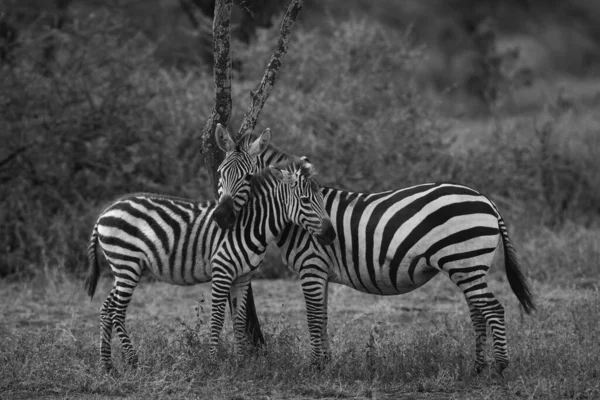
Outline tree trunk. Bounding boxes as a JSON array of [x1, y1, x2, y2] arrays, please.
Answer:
[[201, 0, 265, 347], [200, 0, 304, 348]]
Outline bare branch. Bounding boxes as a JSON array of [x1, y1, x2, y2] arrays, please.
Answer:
[[237, 0, 303, 136], [201, 0, 233, 197], [0, 145, 30, 171]]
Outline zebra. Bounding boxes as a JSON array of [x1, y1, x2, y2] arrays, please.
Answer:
[[84, 157, 336, 371], [212, 124, 535, 376]]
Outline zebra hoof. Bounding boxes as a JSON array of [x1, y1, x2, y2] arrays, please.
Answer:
[[128, 355, 139, 369], [494, 364, 507, 380], [472, 363, 487, 375], [310, 358, 328, 372], [103, 364, 118, 377]]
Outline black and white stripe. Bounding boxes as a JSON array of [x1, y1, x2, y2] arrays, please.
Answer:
[[213, 130, 535, 376], [85, 158, 335, 371], [209, 158, 335, 360]]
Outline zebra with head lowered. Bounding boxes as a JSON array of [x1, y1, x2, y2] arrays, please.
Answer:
[[212, 124, 536, 376], [85, 157, 336, 371]]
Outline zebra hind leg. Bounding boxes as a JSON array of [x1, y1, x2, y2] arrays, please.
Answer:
[[464, 290, 508, 376], [451, 268, 509, 377], [110, 278, 140, 369], [476, 295, 507, 377], [100, 287, 116, 373], [466, 300, 488, 374]]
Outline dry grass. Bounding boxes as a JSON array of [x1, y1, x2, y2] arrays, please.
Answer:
[[1, 269, 599, 399]]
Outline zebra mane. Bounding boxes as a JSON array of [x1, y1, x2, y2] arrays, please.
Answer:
[[249, 157, 316, 194]]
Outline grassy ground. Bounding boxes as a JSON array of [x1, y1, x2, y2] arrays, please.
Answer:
[[1, 270, 599, 399]]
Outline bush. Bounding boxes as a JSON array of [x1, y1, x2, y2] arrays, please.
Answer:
[[0, 6, 213, 276], [1, 4, 599, 281]]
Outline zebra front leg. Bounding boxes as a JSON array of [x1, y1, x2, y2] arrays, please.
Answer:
[[300, 269, 329, 367], [229, 276, 252, 359], [209, 268, 234, 362], [321, 282, 330, 363]]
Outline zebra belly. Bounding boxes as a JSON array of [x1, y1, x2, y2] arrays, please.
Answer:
[[143, 259, 212, 285], [142, 263, 212, 286], [324, 248, 433, 295]]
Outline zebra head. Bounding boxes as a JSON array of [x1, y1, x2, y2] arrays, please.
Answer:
[[213, 124, 272, 229], [271, 158, 336, 246]]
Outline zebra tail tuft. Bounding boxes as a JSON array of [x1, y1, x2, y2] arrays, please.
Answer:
[[499, 218, 536, 314], [85, 224, 101, 299]]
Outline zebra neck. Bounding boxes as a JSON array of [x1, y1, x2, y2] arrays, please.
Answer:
[[258, 146, 293, 169], [238, 184, 288, 249]]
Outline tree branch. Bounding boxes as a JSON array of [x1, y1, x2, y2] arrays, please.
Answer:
[[0, 145, 30, 171], [201, 0, 233, 198], [237, 0, 303, 136]]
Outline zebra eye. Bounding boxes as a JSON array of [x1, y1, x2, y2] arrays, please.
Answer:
[[300, 196, 310, 203]]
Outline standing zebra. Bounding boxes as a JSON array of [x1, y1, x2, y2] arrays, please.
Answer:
[[85, 158, 335, 371], [212, 124, 535, 376]]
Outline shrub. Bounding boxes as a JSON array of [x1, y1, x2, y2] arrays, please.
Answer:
[[0, 7, 212, 276]]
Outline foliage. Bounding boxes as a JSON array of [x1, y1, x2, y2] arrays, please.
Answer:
[[1, 0, 600, 279], [0, 6, 213, 276]]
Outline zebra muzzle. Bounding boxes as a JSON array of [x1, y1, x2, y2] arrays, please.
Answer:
[[213, 196, 236, 229], [316, 218, 336, 246]]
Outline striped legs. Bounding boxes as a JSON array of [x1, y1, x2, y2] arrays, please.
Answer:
[[98, 276, 140, 372], [467, 301, 488, 373], [299, 267, 330, 366], [209, 271, 254, 361], [473, 295, 508, 376], [209, 263, 234, 361], [100, 288, 115, 372], [459, 282, 508, 376], [230, 277, 252, 357]]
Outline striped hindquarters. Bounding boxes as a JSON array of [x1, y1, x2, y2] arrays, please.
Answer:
[[96, 194, 221, 285]]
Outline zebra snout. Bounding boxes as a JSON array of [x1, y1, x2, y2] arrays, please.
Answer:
[[213, 196, 236, 229], [316, 219, 336, 246]]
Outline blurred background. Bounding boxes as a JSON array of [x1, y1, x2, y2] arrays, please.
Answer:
[[1, 0, 600, 281]]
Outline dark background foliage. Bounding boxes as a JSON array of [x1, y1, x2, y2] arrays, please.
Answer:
[[1, 0, 600, 279]]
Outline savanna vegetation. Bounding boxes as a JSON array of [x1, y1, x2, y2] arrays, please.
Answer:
[[1, 0, 600, 398]]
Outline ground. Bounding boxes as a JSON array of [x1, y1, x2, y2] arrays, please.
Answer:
[[1, 271, 599, 399]]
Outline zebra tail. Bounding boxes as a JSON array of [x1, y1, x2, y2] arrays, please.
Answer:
[[84, 223, 101, 299], [498, 217, 536, 314]]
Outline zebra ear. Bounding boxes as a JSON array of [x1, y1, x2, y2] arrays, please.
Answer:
[[299, 157, 315, 177], [247, 128, 271, 157], [215, 124, 235, 152], [271, 167, 297, 187]]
